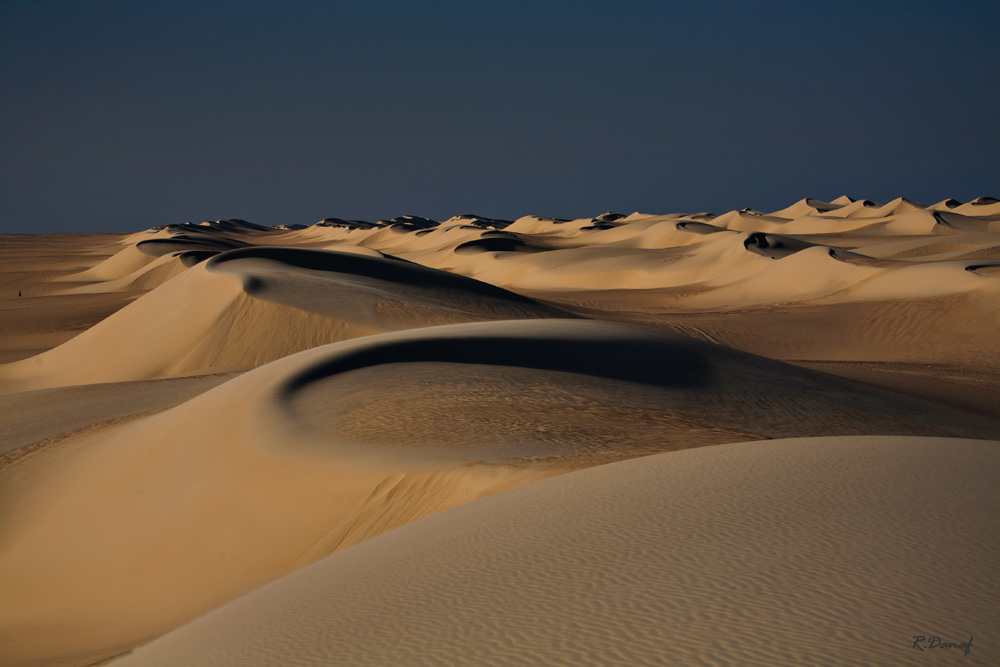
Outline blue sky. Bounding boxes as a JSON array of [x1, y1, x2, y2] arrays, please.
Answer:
[[1, 0, 997, 232]]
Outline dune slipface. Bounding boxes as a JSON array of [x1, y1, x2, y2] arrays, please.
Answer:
[[1, 198, 998, 666]]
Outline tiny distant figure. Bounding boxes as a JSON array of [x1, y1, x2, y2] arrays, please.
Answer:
[[18, 290, 21, 297]]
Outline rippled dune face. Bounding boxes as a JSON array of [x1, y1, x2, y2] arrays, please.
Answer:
[[1, 197, 998, 666], [113, 436, 1000, 667]]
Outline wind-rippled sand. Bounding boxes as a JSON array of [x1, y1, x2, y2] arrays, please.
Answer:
[[0, 196, 997, 665]]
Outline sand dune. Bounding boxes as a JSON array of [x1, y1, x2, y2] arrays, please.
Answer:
[[1, 196, 998, 666], [113, 435, 999, 666], [58, 246, 214, 295], [0, 247, 569, 392]]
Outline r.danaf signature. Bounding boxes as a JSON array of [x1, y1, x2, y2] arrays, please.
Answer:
[[912, 635, 974, 656]]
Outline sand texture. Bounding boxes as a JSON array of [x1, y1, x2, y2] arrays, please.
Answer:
[[115, 436, 999, 667], [1, 197, 998, 666]]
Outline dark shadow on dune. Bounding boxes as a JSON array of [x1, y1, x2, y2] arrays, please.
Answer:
[[804, 198, 840, 212], [743, 232, 815, 259], [454, 237, 547, 254], [315, 218, 377, 230], [933, 211, 990, 233], [580, 223, 624, 231], [743, 236, 898, 267], [676, 221, 724, 235], [279, 334, 712, 400], [215, 219, 273, 232], [177, 250, 220, 267], [382, 215, 438, 231], [152, 219, 272, 234], [136, 236, 247, 257], [206, 246, 552, 305], [827, 248, 900, 267], [965, 263, 1000, 275], [442, 215, 512, 230]]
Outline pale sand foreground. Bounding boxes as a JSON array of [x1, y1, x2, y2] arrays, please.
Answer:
[[0, 196, 998, 665], [113, 436, 998, 666]]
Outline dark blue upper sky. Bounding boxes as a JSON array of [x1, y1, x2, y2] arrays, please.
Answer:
[[2, 0, 998, 233]]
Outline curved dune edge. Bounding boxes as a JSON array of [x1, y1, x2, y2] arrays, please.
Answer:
[[0, 248, 570, 392], [1, 320, 998, 666], [57, 249, 214, 295], [112, 435, 999, 666]]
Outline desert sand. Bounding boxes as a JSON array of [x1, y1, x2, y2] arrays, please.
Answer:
[[0, 196, 998, 666], [115, 436, 999, 666]]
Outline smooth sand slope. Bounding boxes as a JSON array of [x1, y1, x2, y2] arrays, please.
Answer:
[[114, 435, 999, 666], [0, 374, 238, 459], [2, 319, 996, 666]]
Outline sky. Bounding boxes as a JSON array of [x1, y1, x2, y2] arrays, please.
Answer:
[[1, 0, 998, 233]]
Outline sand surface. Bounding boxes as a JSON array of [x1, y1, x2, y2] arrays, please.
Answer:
[[1, 198, 997, 665], [115, 435, 999, 667]]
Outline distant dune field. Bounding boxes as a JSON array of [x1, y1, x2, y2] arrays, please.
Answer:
[[1, 196, 997, 666]]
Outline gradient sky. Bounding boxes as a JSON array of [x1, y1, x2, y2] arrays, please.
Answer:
[[2, 0, 998, 233]]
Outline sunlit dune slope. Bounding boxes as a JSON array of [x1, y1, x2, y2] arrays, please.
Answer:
[[114, 435, 1000, 667]]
